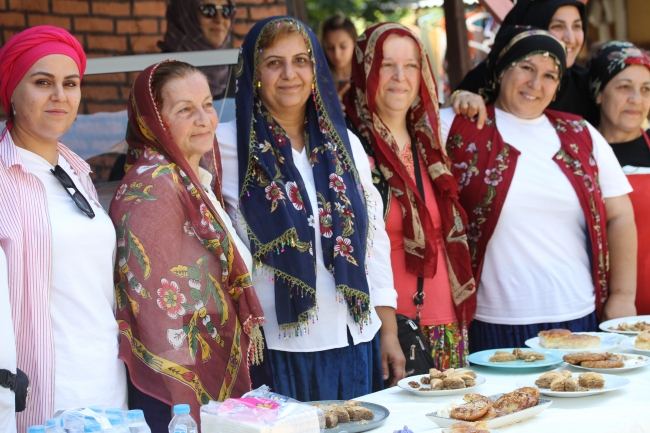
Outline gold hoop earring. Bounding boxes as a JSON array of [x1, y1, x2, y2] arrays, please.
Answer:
[[257, 81, 261, 88]]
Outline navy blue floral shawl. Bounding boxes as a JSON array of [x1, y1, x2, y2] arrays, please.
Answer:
[[235, 16, 371, 334]]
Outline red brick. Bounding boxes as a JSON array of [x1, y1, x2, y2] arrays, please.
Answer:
[[74, 17, 113, 32], [239, 0, 269, 5], [91, 1, 130, 16], [0, 1, 6, 10], [119, 84, 133, 99], [83, 72, 127, 84], [249, 5, 286, 20], [52, 0, 89, 14], [128, 72, 141, 83], [0, 11, 24, 27], [9, 0, 48, 12], [87, 102, 128, 114], [116, 18, 158, 34], [28, 14, 71, 30], [82, 85, 119, 100], [233, 22, 255, 37], [234, 8, 249, 19], [233, 37, 243, 49], [159, 19, 166, 33], [132, 1, 166, 17], [3, 29, 21, 44], [87, 35, 127, 52], [130, 35, 161, 53]]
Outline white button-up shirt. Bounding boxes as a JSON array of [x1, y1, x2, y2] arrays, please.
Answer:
[[217, 120, 396, 352]]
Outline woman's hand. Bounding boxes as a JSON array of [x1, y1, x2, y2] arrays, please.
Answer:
[[452, 91, 488, 130], [603, 293, 637, 321], [375, 306, 406, 387], [604, 194, 637, 321]]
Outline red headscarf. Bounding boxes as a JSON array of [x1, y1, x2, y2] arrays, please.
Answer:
[[344, 23, 476, 319], [0, 25, 86, 131]]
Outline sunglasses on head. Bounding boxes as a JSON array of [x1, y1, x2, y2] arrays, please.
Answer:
[[198, 3, 235, 19], [50, 165, 96, 219]]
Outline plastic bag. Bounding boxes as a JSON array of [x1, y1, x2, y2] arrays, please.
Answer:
[[200, 386, 324, 433]]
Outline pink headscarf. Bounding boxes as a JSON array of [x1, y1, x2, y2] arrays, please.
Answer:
[[0, 25, 86, 131]]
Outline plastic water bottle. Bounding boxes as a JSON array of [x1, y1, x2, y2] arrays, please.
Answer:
[[64, 413, 85, 433], [45, 418, 63, 433], [105, 408, 124, 418], [106, 415, 129, 433], [168, 404, 197, 433], [125, 409, 151, 433], [88, 406, 103, 415], [84, 421, 102, 433], [27, 426, 46, 433]]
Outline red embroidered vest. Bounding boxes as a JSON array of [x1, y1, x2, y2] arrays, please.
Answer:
[[446, 105, 610, 320]]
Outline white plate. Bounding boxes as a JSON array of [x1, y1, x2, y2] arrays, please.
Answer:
[[426, 394, 552, 429], [620, 336, 650, 355], [569, 354, 650, 373], [467, 348, 563, 369], [516, 374, 630, 398], [397, 373, 486, 397], [599, 315, 650, 335], [525, 332, 626, 353]]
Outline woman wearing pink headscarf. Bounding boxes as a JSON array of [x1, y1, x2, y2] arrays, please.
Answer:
[[0, 26, 127, 429]]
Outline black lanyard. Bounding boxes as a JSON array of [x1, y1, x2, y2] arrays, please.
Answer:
[[409, 136, 426, 322]]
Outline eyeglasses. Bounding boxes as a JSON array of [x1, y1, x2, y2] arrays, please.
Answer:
[[198, 4, 235, 19], [50, 165, 96, 219]]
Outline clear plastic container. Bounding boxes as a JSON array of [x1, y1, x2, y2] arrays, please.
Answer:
[[126, 409, 151, 433], [105, 408, 125, 418], [107, 414, 129, 433], [27, 426, 46, 433], [45, 418, 63, 433], [168, 404, 197, 433], [84, 421, 102, 433], [63, 413, 85, 433]]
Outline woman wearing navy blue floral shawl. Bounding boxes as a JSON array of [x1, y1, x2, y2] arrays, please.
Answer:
[[217, 16, 404, 400]]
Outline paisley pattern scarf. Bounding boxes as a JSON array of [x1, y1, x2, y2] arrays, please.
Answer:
[[344, 22, 476, 314], [236, 17, 371, 334], [109, 62, 264, 418]]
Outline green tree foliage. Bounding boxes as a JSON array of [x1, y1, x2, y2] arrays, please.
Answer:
[[304, 0, 411, 34]]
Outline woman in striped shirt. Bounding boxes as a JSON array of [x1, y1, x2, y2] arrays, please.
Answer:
[[0, 26, 127, 430]]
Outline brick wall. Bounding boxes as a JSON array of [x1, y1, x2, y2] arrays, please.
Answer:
[[0, 0, 287, 116]]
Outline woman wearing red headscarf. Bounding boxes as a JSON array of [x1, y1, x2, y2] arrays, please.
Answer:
[[344, 23, 476, 370], [0, 26, 127, 429]]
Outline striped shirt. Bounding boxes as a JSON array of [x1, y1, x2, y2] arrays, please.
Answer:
[[0, 130, 102, 430]]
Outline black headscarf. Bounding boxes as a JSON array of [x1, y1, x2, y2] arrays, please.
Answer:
[[158, 0, 236, 98], [501, 0, 586, 32], [481, 26, 566, 104], [588, 41, 650, 100], [456, 0, 599, 124]]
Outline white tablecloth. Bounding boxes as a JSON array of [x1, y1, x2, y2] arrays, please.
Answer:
[[358, 354, 650, 433]]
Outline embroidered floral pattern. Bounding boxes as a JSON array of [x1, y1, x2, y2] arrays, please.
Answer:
[[334, 236, 354, 257], [157, 278, 186, 319], [285, 181, 305, 211]]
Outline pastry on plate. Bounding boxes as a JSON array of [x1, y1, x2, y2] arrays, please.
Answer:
[[446, 420, 490, 433], [538, 329, 572, 348], [443, 376, 466, 389], [450, 399, 492, 421], [578, 372, 605, 389], [535, 371, 563, 388], [563, 352, 609, 365], [488, 351, 517, 362], [635, 330, 650, 350], [557, 334, 600, 349], [580, 359, 624, 368], [345, 406, 374, 421]]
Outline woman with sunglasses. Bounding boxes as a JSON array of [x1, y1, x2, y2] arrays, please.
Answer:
[[159, 0, 237, 99], [0, 26, 127, 430]]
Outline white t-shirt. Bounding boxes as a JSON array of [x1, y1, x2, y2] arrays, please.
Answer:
[[440, 107, 632, 325], [198, 167, 253, 272], [16, 148, 127, 412], [0, 247, 16, 433], [217, 120, 397, 352]]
